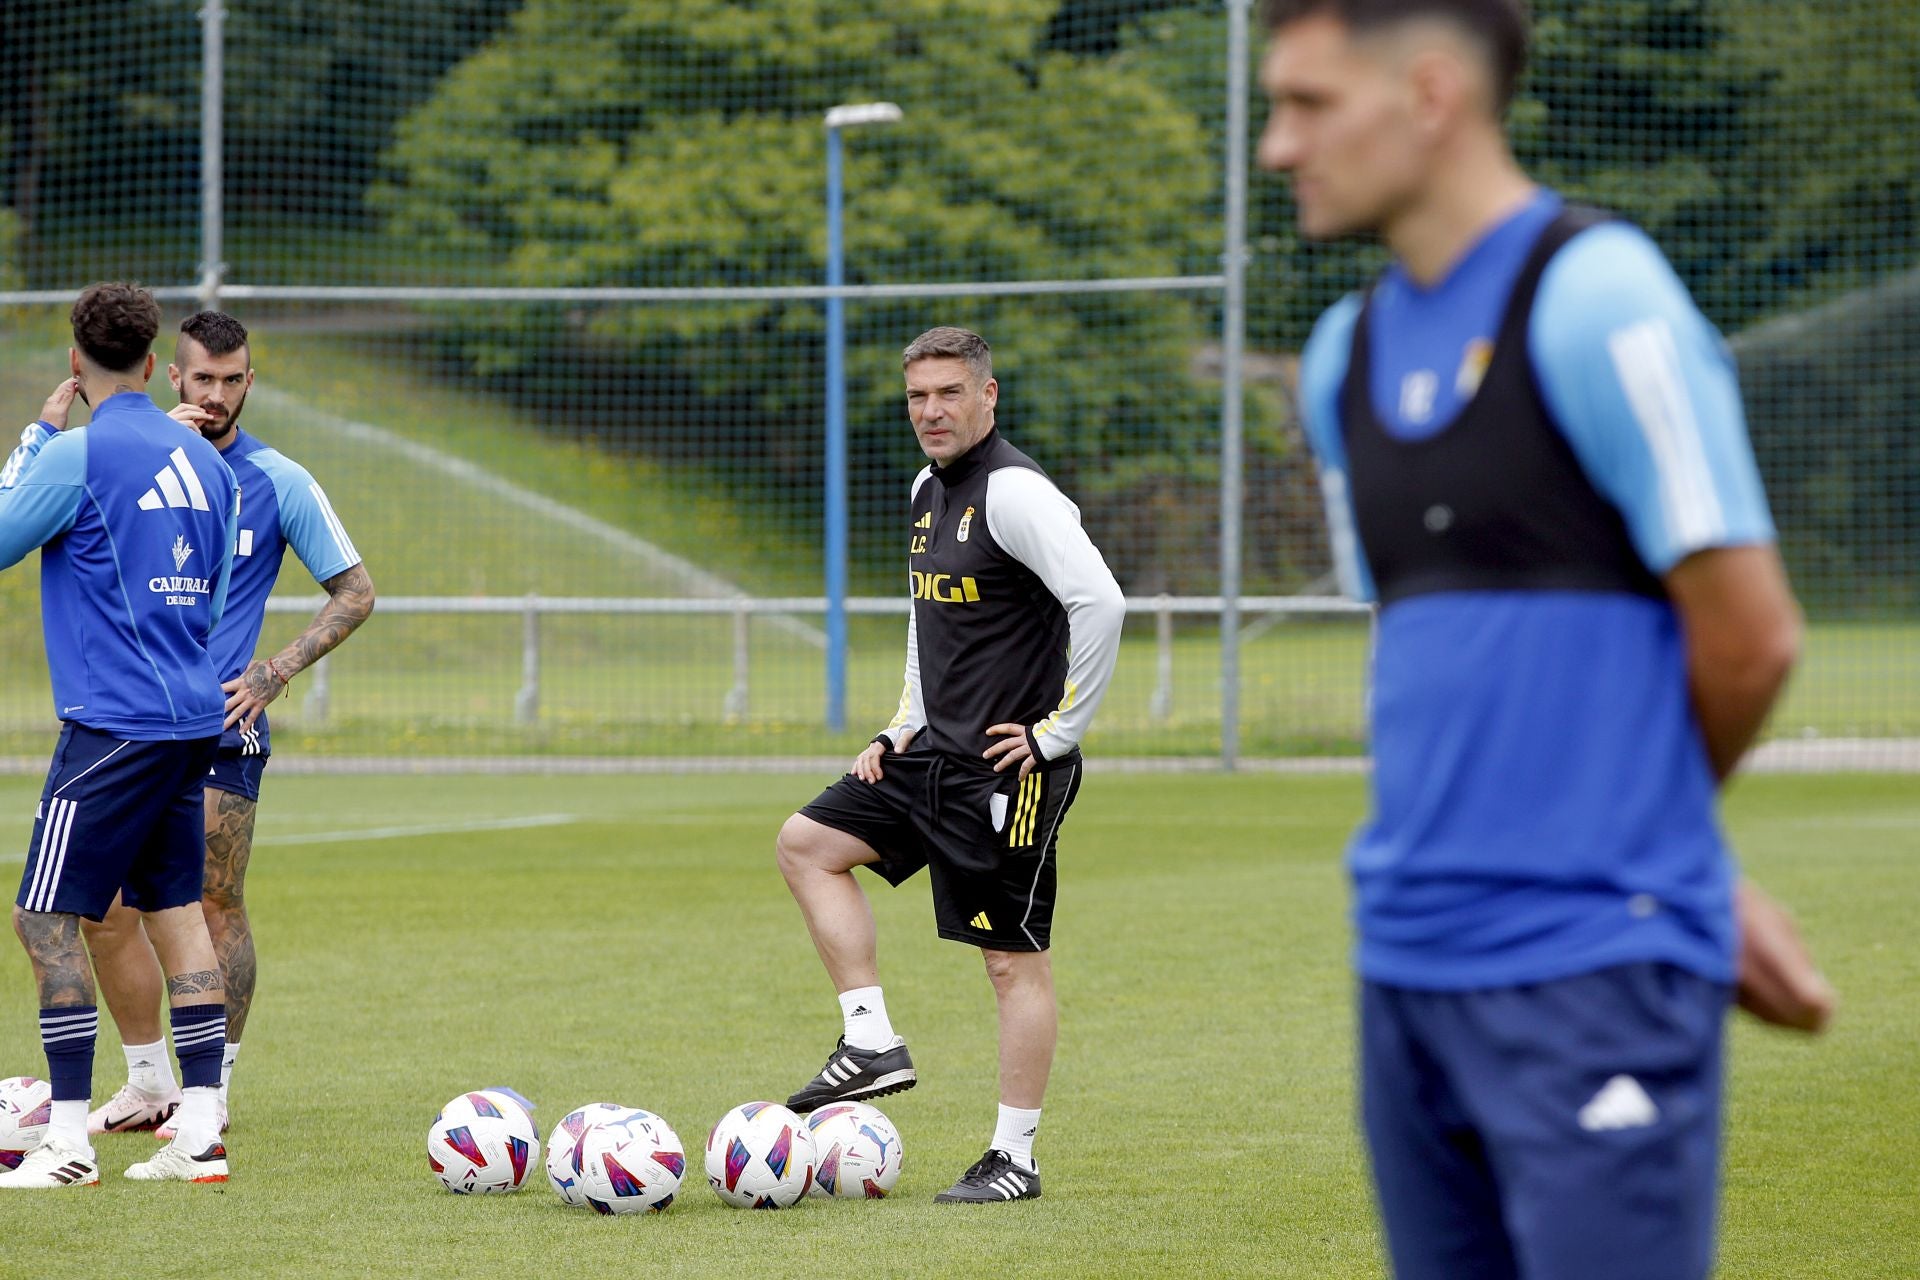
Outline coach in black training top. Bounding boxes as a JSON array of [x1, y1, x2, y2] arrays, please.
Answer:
[[775, 326, 1125, 1204]]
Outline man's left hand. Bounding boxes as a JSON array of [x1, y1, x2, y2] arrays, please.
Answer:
[[222, 660, 288, 731], [983, 723, 1040, 778]]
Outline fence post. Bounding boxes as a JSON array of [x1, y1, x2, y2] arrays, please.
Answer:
[[723, 598, 751, 722], [303, 655, 331, 724], [1151, 596, 1175, 722], [1218, 0, 1252, 771], [197, 2, 226, 309], [515, 594, 540, 726]]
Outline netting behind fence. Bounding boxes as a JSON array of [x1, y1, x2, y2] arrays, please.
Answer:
[[2, 0, 1915, 763]]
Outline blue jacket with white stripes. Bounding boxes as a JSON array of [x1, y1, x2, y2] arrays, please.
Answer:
[[0, 393, 239, 740]]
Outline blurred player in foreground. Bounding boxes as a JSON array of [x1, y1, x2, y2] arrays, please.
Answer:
[[0, 284, 239, 1187], [776, 326, 1125, 1202], [80, 311, 374, 1142], [1257, 1, 1834, 1275]]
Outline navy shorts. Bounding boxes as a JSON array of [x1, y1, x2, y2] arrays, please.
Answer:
[[1361, 963, 1731, 1280], [799, 748, 1082, 951], [16, 724, 221, 921], [207, 744, 270, 802]]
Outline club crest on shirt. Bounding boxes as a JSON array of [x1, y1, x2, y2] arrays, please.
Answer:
[[1455, 338, 1494, 397], [957, 506, 975, 543], [171, 535, 193, 571]]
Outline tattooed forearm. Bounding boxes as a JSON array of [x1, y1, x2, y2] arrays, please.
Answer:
[[16, 909, 95, 1008], [167, 969, 223, 997], [264, 563, 375, 686]]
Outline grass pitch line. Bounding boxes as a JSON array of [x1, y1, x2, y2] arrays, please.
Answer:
[[259, 812, 579, 846], [249, 384, 826, 647]]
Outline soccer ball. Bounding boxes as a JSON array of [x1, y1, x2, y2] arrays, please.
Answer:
[[0, 1076, 52, 1170], [546, 1102, 631, 1207], [577, 1108, 685, 1215], [706, 1101, 816, 1209], [427, 1089, 539, 1194], [805, 1101, 902, 1199]]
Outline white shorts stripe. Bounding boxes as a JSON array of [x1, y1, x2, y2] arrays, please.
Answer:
[[26, 798, 77, 912], [40, 798, 80, 912]]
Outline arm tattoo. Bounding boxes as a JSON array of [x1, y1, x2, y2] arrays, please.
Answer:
[[258, 563, 375, 688], [167, 969, 223, 997], [18, 910, 94, 1008]]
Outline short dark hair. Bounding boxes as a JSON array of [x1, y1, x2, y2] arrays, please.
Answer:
[[1261, 0, 1530, 112], [179, 310, 250, 361], [901, 326, 992, 384], [70, 282, 161, 374]]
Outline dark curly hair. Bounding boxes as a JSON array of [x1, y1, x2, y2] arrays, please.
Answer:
[[70, 282, 162, 374], [178, 310, 250, 361]]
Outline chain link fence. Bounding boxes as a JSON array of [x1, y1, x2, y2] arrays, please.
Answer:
[[2, 0, 1915, 767]]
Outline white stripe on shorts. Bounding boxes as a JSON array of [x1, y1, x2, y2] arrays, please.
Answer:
[[25, 798, 77, 912]]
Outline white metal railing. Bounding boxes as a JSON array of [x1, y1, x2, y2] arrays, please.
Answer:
[[263, 593, 1370, 727]]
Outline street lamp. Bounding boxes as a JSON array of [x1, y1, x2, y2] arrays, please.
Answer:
[[822, 101, 903, 734]]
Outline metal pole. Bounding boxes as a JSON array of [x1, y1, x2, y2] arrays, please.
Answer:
[[724, 599, 751, 722], [823, 125, 849, 734], [197, 3, 226, 310], [1151, 596, 1175, 723], [1219, 0, 1252, 770], [303, 655, 331, 724], [515, 594, 540, 725]]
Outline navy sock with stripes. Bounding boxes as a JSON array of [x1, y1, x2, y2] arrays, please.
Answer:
[[39, 1006, 98, 1101], [170, 1003, 226, 1089]]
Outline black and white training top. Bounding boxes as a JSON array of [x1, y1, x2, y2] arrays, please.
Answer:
[[878, 429, 1125, 766]]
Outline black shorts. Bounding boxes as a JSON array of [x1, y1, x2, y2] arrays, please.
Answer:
[[800, 748, 1083, 952], [16, 724, 220, 921]]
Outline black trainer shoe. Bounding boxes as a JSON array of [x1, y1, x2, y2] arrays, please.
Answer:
[[933, 1149, 1041, 1203], [785, 1036, 917, 1113]]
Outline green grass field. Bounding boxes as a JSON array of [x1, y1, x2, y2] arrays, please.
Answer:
[[1, 772, 1914, 1278]]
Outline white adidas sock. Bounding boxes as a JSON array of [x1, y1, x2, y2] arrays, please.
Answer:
[[993, 1104, 1041, 1172], [123, 1038, 177, 1097], [48, 1099, 91, 1153], [219, 1040, 240, 1104], [838, 986, 896, 1051], [170, 1086, 223, 1152]]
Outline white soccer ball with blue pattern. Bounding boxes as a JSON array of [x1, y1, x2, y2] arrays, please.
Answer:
[[577, 1108, 686, 1215], [804, 1101, 902, 1199], [546, 1102, 630, 1207], [706, 1101, 816, 1208], [0, 1076, 52, 1170], [427, 1088, 539, 1194]]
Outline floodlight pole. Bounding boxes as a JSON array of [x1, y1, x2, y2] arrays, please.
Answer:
[[198, 2, 226, 309], [822, 102, 903, 735]]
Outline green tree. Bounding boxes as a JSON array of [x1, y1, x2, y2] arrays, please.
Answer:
[[377, 0, 1224, 589]]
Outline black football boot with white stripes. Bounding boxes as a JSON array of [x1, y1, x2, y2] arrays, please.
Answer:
[[933, 1149, 1041, 1203], [785, 1035, 917, 1113]]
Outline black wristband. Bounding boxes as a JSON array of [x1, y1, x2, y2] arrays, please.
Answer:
[[871, 734, 895, 752]]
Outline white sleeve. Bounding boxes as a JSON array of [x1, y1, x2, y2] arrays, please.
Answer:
[[878, 467, 935, 749], [984, 467, 1126, 759]]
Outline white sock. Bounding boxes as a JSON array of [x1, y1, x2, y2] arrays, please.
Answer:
[[170, 1086, 222, 1152], [123, 1038, 177, 1096], [219, 1040, 240, 1104], [993, 1104, 1041, 1172], [48, 1099, 91, 1154], [838, 986, 895, 1051]]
